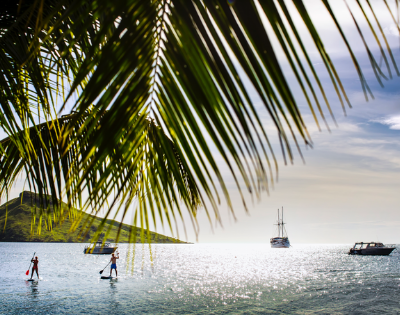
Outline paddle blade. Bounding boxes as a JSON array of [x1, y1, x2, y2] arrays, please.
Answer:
[[26, 270, 29, 275], [99, 270, 103, 274]]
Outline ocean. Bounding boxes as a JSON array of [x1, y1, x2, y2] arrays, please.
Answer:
[[0, 243, 399, 314]]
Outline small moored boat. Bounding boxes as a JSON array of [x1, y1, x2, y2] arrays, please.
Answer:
[[83, 241, 117, 254], [348, 242, 396, 255]]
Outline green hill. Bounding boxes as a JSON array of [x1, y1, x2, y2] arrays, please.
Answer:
[[0, 191, 187, 243]]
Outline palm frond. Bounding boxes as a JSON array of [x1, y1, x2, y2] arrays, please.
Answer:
[[0, 0, 399, 238], [0, 110, 202, 238]]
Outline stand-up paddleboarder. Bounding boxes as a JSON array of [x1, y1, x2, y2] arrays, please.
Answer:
[[110, 252, 119, 277], [30, 256, 39, 279]]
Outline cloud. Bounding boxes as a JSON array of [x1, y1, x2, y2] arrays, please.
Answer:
[[347, 137, 399, 145], [309, 220, 400, 229], [371, 116, 400, 130], [384, 25, 400, 37]]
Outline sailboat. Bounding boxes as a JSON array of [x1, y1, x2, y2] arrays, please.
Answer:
[[270, 207, 290, 248]]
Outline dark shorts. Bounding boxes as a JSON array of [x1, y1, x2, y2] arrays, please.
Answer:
[[111, 264, 117, 269]]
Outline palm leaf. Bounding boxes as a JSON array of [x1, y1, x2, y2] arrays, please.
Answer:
[[0, 110, 201, 239], [0, 0, 399, 238]]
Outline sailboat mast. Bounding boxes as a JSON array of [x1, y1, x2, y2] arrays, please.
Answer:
[[278, 209, 280, 237], [282, 207, 284, 237]]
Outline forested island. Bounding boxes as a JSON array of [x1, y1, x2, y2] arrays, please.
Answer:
[[0, 191, 188, 244]]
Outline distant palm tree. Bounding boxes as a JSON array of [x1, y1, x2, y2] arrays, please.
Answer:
[[0, 0, 398, 240]]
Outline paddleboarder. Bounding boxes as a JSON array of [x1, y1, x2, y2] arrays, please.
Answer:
[[30, 256, 39, 279], [110, 252, 119, 277]]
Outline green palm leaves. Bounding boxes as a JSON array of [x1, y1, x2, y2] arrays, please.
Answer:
[[0, 0, 399, 239], [1, 110, 201, 239]]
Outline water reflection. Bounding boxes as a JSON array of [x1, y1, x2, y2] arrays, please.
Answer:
[[25, 281, 39, 298], [108, 278, 120, 310], [109, 278, 118, 289]]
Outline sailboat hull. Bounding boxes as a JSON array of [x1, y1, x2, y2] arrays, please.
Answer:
[[270, 237, 290, 248]]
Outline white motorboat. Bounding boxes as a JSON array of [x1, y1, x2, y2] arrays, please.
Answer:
[[348, 242, 396, 255], [83, 241, 117, 254], [270, 207, 290, 248]]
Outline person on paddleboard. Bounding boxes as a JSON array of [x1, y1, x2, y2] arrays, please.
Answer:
[[30, 256, 39, 279], [110, 252, 119, 277]]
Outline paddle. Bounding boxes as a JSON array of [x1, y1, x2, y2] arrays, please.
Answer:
[[25, 252, 36, 276], [99, 261, 111, 275]]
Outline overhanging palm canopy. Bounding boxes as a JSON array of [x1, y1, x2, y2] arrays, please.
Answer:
[[0, 0, 399, 239]]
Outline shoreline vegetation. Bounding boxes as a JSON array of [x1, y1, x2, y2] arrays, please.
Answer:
[[0, 191, 190, 244]]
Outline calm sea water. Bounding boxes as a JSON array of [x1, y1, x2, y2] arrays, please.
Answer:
[[1, 243, 400, 314]]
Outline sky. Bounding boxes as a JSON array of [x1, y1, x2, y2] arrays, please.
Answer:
[[1, 1, 399, 244], [181, 0, 400, 244]]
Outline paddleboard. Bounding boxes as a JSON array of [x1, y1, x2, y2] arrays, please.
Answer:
[[27, 279, 36, 281], [101, 276, 113, 279]]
